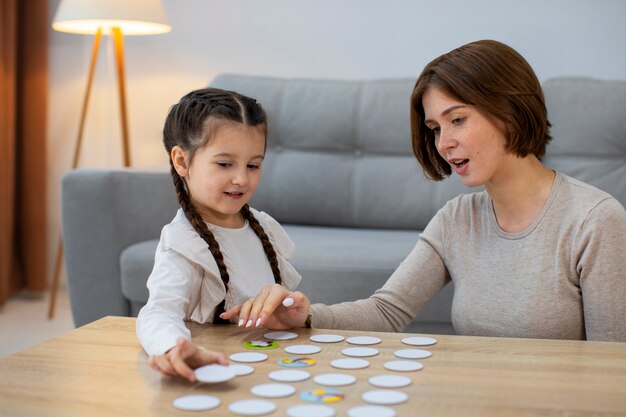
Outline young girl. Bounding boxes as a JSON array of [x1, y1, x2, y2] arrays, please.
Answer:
[[137, 88, 301, 381]]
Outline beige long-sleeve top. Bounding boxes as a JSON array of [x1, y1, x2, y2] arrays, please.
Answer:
[[311, 172, 626, 341]]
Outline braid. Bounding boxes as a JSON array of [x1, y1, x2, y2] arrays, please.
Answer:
[[170, 162, 230, 323], [240, 204, 283, 285]]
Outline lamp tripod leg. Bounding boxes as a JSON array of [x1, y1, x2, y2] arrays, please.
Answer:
[[112, 27, 131, 167]]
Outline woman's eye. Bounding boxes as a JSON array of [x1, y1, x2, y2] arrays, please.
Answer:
[[429, 126, 441, 136], [452, 117, 465, 125]]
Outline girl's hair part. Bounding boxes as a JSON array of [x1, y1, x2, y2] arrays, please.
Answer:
[[410, 39, 552, 181], [163, 88, 281, 323]]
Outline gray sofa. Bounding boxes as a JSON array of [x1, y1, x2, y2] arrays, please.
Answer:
[[63, 75, 626, 334]]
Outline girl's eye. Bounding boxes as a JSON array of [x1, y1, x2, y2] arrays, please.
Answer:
[[217, 162, 231, 168], [247, 164, 260, 170]]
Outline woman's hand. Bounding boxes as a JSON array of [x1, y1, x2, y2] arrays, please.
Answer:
[[221, 284, 311, 330], [148, 338, 228, 382]]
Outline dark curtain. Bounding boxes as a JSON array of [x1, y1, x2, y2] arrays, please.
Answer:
[[0, 0, 48, 305]]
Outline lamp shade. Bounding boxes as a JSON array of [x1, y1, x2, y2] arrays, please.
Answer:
[[52, 0, 171, 35]]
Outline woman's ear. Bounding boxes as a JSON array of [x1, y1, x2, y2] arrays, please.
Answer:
[[171, 146, 189, 177]]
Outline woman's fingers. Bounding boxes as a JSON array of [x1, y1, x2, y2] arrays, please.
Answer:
[[220, 304, 242, 321], [237, 285, 272, 327], [248, 285, 280, 328], [256, 284, 293, 327]]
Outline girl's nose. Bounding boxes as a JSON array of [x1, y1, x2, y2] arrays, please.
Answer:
[[232, 169, 248, 186]]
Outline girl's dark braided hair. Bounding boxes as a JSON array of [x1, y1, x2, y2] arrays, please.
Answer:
[[163, 88, 282, 323]]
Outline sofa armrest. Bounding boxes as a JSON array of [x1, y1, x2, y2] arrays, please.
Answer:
[[62, 168, 177, 326]]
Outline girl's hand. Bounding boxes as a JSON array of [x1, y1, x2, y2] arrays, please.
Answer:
[[221, 284, 311, 330], [148, 338, 228, 382]]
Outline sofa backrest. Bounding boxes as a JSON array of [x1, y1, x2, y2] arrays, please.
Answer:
[[210, 74, 471, 230], [542, 77, 626, 209], [210, 74, 626, 229]]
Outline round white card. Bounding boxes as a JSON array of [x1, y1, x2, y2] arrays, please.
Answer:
[[251, 383, 296, 398], [346, 336, 382, 345], [172, 395, 220, 411], [314, 373, 357, 387], [347, 405, 397, 417], [194, 364, 236, 383], [264, 331, 298, 340], [229, 352, 268, 363], [401, 336, 438, 346], [268, 369, 311, 382], [228, 399, 277, 416], [229, 364, 255, 376], [362, 390, 408, 405], [368, 374, 412, 388], [342, 347, 379, 357], [310, 334, 345, 343], [287, 404, 336, 417], [285, 344, 322, 355], [330, 358, 370, 370], [384, 360, 424, 372], [394, 348, 432, 359]]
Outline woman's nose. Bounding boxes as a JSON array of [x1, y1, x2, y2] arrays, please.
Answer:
[[436, 129, 457, 155]]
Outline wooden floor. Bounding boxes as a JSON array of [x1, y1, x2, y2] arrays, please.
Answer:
[[0, 286, 74, 357]]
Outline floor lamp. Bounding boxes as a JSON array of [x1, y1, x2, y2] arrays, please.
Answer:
[[47, 0, 171, 319]]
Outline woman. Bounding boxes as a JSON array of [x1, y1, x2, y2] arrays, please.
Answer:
[[221, 40, 626, 341]]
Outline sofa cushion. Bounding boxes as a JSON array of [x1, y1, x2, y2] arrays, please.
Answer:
[[120, 225, 455, 334]]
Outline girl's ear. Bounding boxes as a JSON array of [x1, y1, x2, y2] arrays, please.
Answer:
[[171, 146, 190, 177]]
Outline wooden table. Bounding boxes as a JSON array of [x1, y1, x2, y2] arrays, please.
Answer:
[[1, 316, 625, 416]]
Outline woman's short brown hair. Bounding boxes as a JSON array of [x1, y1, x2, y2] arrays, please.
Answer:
[[410, 39, 552, 181]]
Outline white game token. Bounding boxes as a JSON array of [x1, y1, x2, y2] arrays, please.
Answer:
[[194, 364, 237, 383], [229, 364, 255, 376], [310, 334, 345, 343], [268, 369, 311, 382], [347, 405, 397, 417], [330, 358, 370, 370], [314, 373, 357, 387], [368, 374, 412, 388], [172, 395, 220, 411], [384, 360, 424, 372], [264, 331, 298, 340], [228, 399, 277, 416], [362, 389, 408, 405], [401, 336, 438, 346], [394, 348, 432, 359], [342, 347, 379, 357], [251, 383, 296, 398], [287, 404, 336, 417], [285, 344, 322, 355], [229, 352, 268, 363], [346, 336, 382, 345]]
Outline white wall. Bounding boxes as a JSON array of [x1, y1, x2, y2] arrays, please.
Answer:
[[47, 0, 626, 278]]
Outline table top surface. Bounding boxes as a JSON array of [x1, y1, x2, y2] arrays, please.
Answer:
[[1, 316, 625, 417]]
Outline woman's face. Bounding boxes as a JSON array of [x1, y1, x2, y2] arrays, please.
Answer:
[[422, 87, 516, 188]]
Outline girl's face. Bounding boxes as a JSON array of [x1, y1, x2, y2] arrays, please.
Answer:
[[422, 87, 516, 189], [172, 122, 266, 228]]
